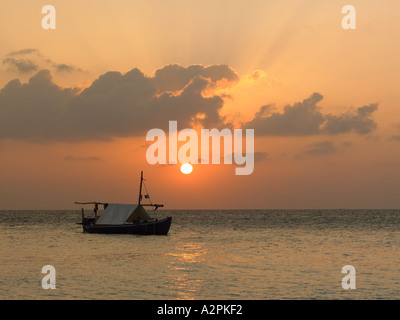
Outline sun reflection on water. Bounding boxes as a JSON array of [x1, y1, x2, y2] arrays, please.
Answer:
[[166, 242, 207, 299]]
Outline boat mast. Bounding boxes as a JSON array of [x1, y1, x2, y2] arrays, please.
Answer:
[[138, 171, 143, 206]]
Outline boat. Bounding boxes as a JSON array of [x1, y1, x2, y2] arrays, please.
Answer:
[[75, 171, 172, 235]]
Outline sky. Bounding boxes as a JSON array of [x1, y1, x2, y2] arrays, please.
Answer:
[[0, 0, 399, 209]]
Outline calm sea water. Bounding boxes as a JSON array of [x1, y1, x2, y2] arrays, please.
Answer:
[[0, 209, 399, 300]]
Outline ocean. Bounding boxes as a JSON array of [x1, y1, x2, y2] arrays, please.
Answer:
[[0, 209, 399, 300]]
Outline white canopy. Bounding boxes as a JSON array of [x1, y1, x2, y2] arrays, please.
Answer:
[[95, 204, 138, 225]]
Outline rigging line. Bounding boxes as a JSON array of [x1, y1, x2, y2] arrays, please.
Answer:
[[143, 180, 158, 219], [142, 180, 153, 206]]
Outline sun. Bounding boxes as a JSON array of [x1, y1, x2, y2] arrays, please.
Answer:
[[180, 163, 193, 174]]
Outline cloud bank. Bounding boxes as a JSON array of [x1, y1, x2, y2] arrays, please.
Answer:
[[0, 64, 378, 143], [0, 65, 238, 142], [244, 92, 378, 136]]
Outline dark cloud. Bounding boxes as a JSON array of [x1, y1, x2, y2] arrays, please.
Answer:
[[245, 93, 325, 135], [322, 104, 378, 134], [2, 58, 39, 74], [244, 93, 378, 136], [254, 151, 269, 163], [0, 65, 237, 142], [223, 152, 268, 163], [388, 124, 400, 142], [5, 49, 41, 57], [0, 70, 80, 141], [152, 64, 239, 92], [46, 60, 84, 73], [304, 141, 337, 155], [53, 63, 83, 73], [3, 49, 83, 74]]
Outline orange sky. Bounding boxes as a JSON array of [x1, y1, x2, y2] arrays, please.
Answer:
[[0, 0, 399, 209]]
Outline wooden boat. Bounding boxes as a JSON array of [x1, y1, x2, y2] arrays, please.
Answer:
[[75, 171, 172, 235]]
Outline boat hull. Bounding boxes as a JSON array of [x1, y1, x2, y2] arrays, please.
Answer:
[[82, 217, 172, 235]]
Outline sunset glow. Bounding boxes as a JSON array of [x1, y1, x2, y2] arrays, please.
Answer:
[[2, 1, 400, 304], [0, 1, 398, 210]]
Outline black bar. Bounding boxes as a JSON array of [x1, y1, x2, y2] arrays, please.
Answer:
[[1, 300, 394, 319]]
